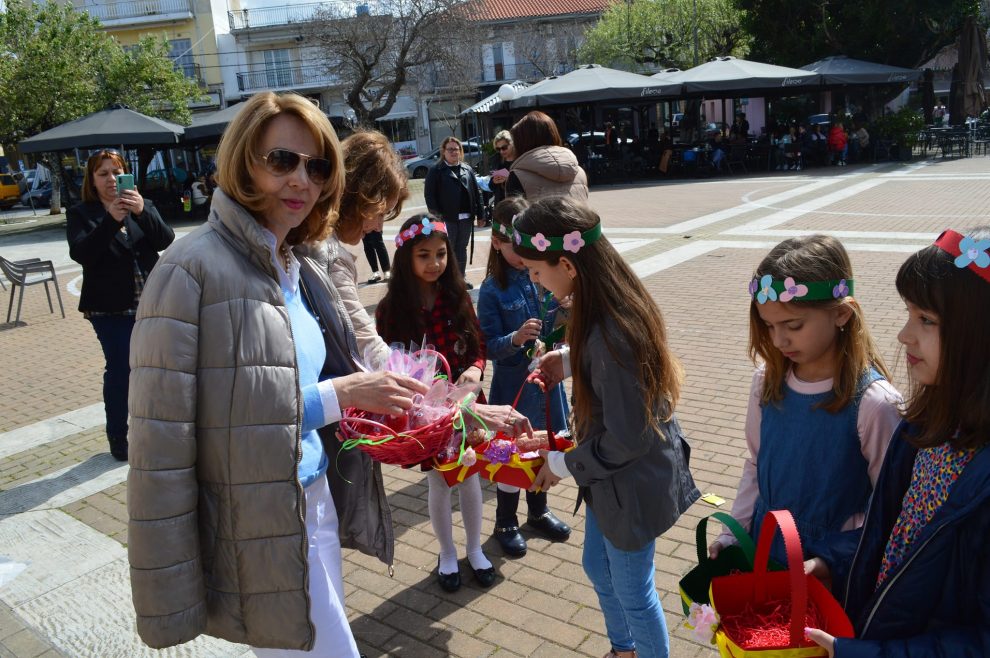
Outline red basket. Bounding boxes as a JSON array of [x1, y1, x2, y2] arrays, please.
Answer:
[[436, 377, 571, 487], [337, 350, 459, 467]]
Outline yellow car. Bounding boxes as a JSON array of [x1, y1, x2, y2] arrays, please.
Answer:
[[0, 173, 20, 210]]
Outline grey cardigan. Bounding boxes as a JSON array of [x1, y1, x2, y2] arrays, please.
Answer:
[[563, 322, 699, 551], [128, 190, 393, 650]]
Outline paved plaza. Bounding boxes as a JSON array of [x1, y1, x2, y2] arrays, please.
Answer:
[[0, 155, 988, 657]]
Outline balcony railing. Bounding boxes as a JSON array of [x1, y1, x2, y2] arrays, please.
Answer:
[[236, 65, 336, 93], [80, 0, 193, 23], [480, 62, 572, 84], [229, 1, 371, 30]]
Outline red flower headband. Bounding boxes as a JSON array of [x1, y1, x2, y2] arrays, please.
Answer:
[[394, 217, 448, 248], [934, 229, 990, 284]]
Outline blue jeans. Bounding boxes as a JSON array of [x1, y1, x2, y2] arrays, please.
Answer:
[[583, 508, 670, 657], [89, 315, 135, 441]]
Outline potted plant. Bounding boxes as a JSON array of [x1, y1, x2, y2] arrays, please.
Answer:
[[874, 108, 925, 160]]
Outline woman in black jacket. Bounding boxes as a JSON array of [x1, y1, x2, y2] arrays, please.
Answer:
[[424, 136, 484, 284], [66, 150, 174, 460]]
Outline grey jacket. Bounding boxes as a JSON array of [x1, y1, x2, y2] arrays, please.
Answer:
[[563, 322, 699, 551], [508, 146, 589, 202], [127, 190, 393, 650]]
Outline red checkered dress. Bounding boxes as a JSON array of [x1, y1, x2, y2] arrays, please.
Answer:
[[376, 289, 486, 386]]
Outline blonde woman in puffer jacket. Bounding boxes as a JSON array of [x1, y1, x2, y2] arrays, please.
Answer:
[[126, 92, 431, 657]]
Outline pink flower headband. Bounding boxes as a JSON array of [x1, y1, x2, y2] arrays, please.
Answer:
[[395, 218, 447, 248]]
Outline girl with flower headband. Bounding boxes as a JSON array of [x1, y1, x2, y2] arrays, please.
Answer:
[[805, 228, 990, 657], [710, 234, 902, 569], [375, 212, 494, 592], [478, 197, 572, 558], [518, 196, 699, 658]]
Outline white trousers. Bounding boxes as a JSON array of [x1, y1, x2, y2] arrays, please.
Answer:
[[253, 476, 360, 658]]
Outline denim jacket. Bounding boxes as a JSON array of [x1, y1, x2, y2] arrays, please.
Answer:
[[478, 267, 569, 432]]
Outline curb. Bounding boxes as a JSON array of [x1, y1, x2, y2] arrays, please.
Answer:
[[0, 213, 67, 238]]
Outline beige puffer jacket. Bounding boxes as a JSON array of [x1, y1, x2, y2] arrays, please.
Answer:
[[127, 190, 391, 651], [510, 145, 589, 201]]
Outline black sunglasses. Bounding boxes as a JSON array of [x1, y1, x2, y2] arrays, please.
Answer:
[[257, 149, 333, 185], [495, 145, 509, 152]]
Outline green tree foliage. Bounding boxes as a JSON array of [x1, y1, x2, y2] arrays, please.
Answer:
[[579, 0, 752, 70], [0, 0, 204, 147], [735, 0, 982, 68]]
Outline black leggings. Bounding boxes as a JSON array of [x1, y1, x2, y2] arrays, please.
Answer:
[[362, 230, 390, 272]]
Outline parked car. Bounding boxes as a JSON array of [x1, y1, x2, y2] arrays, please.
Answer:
[[405, 138, 484, 179], [0, 174, 20, 210], [566, 132, 606, 151], [20, 175, 82, 208]]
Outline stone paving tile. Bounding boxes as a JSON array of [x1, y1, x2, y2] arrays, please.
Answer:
[[1, 158, 985, 656]]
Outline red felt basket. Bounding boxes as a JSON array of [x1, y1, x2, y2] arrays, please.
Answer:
[[710, 510, 854, 657], [337, 350, 458, 467], [436, 377, 572, 487]]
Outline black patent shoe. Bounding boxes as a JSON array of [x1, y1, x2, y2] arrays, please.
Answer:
[[526, 511, 571, 542], [437, 559, 461, 592], [494, 525, 527, 557], [472, 566, 497, 588]]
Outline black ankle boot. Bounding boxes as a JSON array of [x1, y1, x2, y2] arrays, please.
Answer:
[[108, 436, 128, 462], [494, 489, 527, 557]]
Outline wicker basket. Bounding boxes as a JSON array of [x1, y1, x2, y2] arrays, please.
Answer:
[[338, 351, 458, 466]]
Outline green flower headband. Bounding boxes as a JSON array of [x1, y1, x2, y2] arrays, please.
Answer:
[[749, 275, 853, 304], [511, 217, 603, 254], [492, 219, 513, 239]]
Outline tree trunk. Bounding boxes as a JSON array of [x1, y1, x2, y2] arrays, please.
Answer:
[[42, 153, 63, 215]]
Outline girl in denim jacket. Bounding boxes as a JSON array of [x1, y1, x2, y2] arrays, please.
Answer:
[[478, 197, 572, 557]]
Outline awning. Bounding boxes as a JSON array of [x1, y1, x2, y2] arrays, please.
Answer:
[[800, 56, 921, 85], [20, 106, 184, 153], [662, 57, 820, 97], [511, 64, 679, 106], [375, 96, 418, 121], [461, 80, 531, 115]]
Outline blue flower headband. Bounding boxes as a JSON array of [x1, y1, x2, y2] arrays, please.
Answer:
[[934, 229, 990, 284], [395, 218, 447, 248], [749, 275, 853, 304]]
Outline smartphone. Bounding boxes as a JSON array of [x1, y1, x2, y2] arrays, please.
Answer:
[[115, 174, 135, 196]]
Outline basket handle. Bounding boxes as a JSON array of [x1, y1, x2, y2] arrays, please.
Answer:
[[411, 348, 452, 381], [509, 378, 559, 451], [695, 512, 756, 567], [752, 510, 806, 647]]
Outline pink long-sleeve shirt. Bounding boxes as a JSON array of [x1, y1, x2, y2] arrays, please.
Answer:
[[716, 366, 903, 548]]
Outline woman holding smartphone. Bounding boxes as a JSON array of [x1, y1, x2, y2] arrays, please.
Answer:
[[66, 149, 174, 461], [490, 130, 515, 205]]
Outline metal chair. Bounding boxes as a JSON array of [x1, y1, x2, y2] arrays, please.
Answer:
[[0, 255, 65, 324], [725, 145, 748, 174]]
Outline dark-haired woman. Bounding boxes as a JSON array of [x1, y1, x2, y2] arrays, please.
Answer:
[[505, 111, 588, 201], [424, 136, 484, 284], [66, 149, 174, 461]]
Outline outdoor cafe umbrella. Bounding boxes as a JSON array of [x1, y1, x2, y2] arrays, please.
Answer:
[[800, 55, 920, 85], [511, 64, 679, 106], [183, 102, 246, 142], [663, 56, 820, 96], [948, 63, 964, 125], [19, 105, 185, 153], [958, 15, 988, 118]]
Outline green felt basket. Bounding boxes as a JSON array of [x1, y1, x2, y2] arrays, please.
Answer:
[[679, 511, 756, 616]]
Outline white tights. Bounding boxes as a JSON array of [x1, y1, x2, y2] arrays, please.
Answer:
[[426, 470, 491, 575]]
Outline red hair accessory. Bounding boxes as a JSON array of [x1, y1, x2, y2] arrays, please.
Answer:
[[934, 230, 990, 284]]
